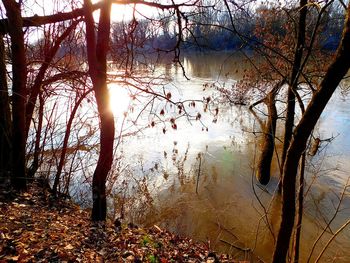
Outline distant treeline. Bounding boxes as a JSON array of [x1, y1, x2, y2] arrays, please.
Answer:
[[30, 2, 344, 62], [108, 3, 344, 55]]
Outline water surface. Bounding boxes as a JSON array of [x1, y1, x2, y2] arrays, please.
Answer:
[[109, 52, 350, 262]]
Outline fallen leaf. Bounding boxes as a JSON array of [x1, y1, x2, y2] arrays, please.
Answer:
[[5, 255, 19, 261], [64, 244, 74, 250]]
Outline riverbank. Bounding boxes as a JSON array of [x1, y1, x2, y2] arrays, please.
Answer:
[[0, 182, 245, 262]]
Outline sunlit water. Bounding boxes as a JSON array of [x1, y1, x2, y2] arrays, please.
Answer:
[[54, 52, 350, 262]]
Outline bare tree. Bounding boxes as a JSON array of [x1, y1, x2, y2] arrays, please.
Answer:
[[0, 32, 11, 181], [272, 3, 350, 262], [2, 0, 28, 190], [84, 0, 114, 221]]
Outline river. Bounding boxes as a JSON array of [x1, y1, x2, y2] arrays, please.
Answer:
[[67, 52, 350, 262]]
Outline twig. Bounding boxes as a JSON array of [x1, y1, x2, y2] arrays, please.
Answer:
[[315, 218, 350, 263], [220, 239, 251, 252], [306, 178, 350, 262], [196, 153, 202, 194]]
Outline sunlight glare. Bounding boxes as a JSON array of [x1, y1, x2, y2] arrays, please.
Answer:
[[111, 4, 156, 21], [109, 85, 130, 116]]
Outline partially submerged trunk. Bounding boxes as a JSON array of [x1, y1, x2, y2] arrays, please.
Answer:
[[292, 151, 306, 263], [256, 88, 278, 185], [309, 137, 321, 156], [272, 4, 350, 262]]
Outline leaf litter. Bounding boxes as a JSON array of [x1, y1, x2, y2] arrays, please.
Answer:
[[0, 182, 249, 262]]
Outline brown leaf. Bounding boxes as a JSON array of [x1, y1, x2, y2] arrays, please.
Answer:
[[64, 244, 74, 250]]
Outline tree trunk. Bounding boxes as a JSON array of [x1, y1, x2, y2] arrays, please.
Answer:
[[293, 151, 306, 263], [84, 0, 114, 221], [256, 87, 278, 185], [28, 94, 44, 179], [91, 104, 114, 221], [272, 5, 350, 262], [281, 0, 307, 168], [281, 88, 295, 167], [3, 0, 27, 190], [0, 33, 12, 180]]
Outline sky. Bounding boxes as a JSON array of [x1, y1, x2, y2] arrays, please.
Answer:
[[21, 0, 191, 21]]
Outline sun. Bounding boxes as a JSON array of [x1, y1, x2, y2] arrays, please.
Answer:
[[108, 84, 131, 116]]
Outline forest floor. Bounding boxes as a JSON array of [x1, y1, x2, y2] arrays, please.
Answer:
[[0, 182, 245, 263]]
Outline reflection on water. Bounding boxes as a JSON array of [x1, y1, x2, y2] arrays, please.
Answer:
[[183, 52, 252, 80], [78, 52, 350, 262], [109, 84, 130, 117], [113, 52, 350, 262]]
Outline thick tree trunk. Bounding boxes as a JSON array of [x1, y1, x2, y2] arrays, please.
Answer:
[[84, 0, 114, 221], [3, 0, 27, 190], [0, 33, 12, 180], [272, 5, 350, 262], [91, 101, 114, 221], [256, 88, 278, 185]]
